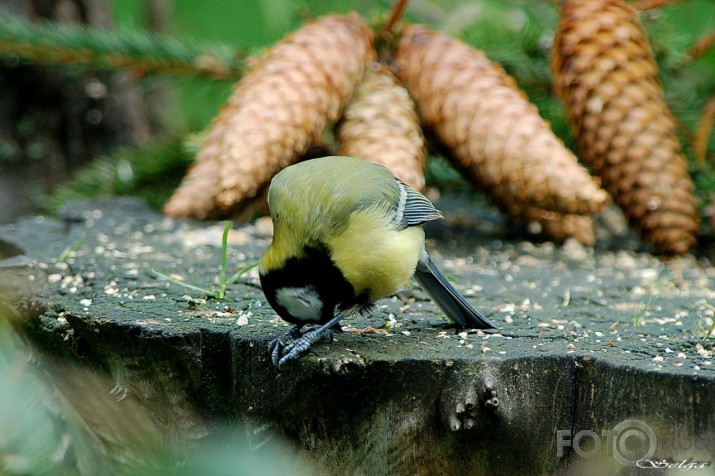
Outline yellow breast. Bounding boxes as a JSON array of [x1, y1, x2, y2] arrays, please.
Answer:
[[325, 206, 425, 301]]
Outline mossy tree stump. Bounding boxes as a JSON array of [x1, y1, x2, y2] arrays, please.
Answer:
[[1, 197, 714, 475]]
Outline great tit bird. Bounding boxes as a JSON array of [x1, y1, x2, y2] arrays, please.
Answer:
[[260, 156, 494, 366]]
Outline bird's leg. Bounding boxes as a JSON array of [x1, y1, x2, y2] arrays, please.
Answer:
[[269, 324, 303, 366], [275, 312, 345, 367]]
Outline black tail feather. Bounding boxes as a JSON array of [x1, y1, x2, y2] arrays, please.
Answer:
[[414, 253, 495, 330]]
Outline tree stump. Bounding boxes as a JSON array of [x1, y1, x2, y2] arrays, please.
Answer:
[[0, 196, 713, 475]]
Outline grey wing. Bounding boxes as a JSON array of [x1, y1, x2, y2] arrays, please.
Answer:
[[391, 179, 443, 230]]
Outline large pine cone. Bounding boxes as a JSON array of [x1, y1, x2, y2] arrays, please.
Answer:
[[336, 63, 426, 190], [164, 13, 374, 218], [393, 24, 609, 221], [552, 0, 699, 254]]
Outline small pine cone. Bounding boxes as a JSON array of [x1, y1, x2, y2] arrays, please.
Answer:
[[393, 24, 608, 217], [335, 63, 426, 190], [163, 13, 374, 218], [474, 170, 596, 244], [520, 206, 596, 246], [552, 0, 698, 254]]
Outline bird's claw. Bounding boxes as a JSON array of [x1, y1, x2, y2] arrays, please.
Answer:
[[274, 336, 311, 366], [268, 324, 303, 366], [269, 327, 334, 367], [269, 338, 287, 367]]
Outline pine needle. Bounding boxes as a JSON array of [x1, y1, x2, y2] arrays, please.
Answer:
[[0, 12, 245, 79]]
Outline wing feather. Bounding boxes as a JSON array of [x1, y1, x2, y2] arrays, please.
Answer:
[[391, 179, 443, 230]]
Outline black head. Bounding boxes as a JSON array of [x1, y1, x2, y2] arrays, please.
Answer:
[[259, 244, 364, 326]]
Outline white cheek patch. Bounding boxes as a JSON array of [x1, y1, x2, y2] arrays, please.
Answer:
[[275, 286, 323, 322]]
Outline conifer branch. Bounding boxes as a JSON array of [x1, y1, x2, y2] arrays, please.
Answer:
[[630, 0, 685, 11], [0, 13, 245, 79], [380, 0, 411, 38], [685, 29, 715, 63], [695, 95, 715, 164]]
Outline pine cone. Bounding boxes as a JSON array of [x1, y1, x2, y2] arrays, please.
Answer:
[[336, 63, 426, 190], [163, 13, 374, 219], [552, 0, 698, 254], [162, 138, 222, 219], [520, 206, 596, 246], [393, 24, 608, 218]]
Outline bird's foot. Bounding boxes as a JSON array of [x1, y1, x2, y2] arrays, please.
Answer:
[[268, 324, 303, 366], [270, 326, 336, 367], [269, 312, 346, 367]]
